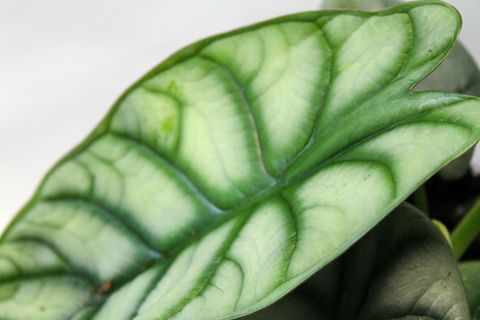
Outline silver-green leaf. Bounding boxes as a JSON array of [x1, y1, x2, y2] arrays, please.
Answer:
[[243, 203, 470, 320], [323, 0, 480, 181], [1, 2, 480, 319]]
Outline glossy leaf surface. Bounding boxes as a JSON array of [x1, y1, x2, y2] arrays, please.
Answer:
[[460, 261, 480, 319], [243, 204, 470, 320], [2, 2, 480, 319]]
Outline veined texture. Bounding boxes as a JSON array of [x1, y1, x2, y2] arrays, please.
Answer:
[[1, 2, 480, 320]]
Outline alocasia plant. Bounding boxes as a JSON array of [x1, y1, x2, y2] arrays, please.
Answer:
[[1, 1, 480, 319], [243, 203, 469, 319]]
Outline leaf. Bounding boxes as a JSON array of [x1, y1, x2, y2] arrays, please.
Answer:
[[321, 0, 480, 97], [242, 203, 470, 320], [1, 2, 480, 319], [460, 261, 480, 319], [322, 0, 480, 181], [433, 218, 453, 246]]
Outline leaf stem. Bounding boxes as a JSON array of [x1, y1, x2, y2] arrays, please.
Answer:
[[451, 199, 480, 259], [412, 184, 429, 216]]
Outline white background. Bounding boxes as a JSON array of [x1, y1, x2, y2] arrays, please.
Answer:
[[0, 0, 479, 231]]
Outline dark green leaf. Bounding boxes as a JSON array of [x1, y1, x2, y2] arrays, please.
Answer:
[[460, 261, 480, 320]]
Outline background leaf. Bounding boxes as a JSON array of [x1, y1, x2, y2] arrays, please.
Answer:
[[460, 261, 480, 319], [243, 204, 470, 320], [1, 2, 480, 319]]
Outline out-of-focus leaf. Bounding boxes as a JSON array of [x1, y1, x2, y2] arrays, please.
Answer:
[[433, 218, 452, 246], [439, 148, 474, 180], [416, 43, 480, 96], [244, 204, 470, 320], [460, 261, 480, 319]]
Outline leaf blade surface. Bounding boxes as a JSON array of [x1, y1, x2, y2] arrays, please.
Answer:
[[1, 2, 480, 319]]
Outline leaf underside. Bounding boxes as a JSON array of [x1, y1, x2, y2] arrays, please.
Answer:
[[243, 203, 469, 320], [2, 2, 480, 320]]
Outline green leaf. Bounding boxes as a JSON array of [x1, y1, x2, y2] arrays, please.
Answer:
[[1, 2, 480, 319], [433, 218, 453, 246], [322, 0, 480, 97], [323, 0, 480, 181], [243, 203, 470, 320], [460, 261, 480, 319]]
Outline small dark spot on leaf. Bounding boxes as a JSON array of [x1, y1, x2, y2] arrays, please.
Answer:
[[98, 281, 113, 294]]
